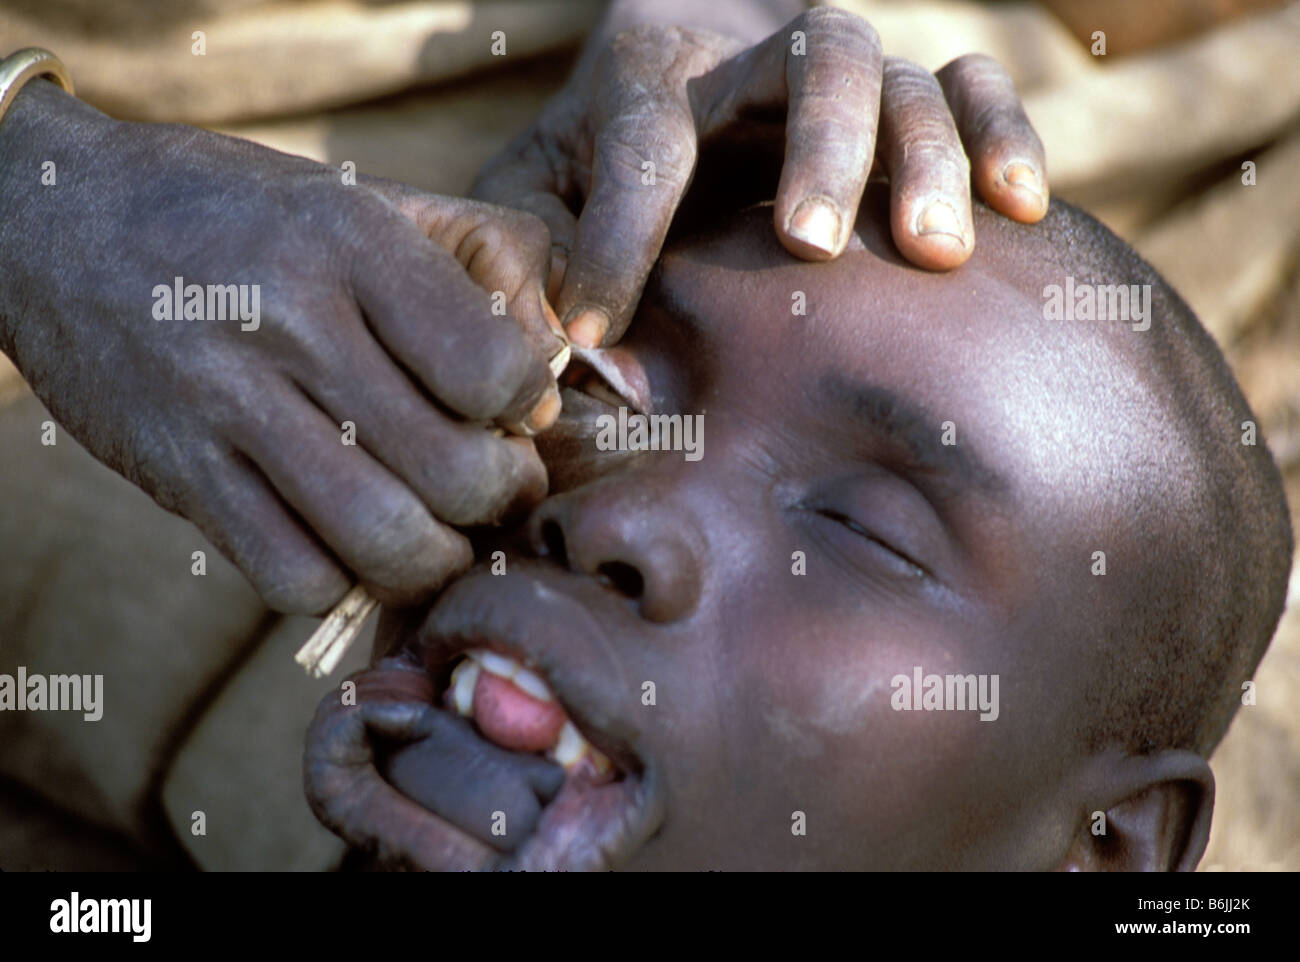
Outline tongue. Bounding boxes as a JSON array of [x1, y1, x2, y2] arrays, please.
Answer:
[[473, 669, 568, 753]]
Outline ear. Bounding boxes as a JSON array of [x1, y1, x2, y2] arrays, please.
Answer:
[[1058, 750, 1215, 872]]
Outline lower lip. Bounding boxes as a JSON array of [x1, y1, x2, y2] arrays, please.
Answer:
[[378, 656, 662, 871]]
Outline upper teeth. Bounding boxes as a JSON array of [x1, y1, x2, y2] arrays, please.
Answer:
[[447, 649, 612, 776], [470, 649, 554, 702]]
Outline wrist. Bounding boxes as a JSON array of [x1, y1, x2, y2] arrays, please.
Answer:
[[0, 79, 118, 355], [0, 72, 117, 165]]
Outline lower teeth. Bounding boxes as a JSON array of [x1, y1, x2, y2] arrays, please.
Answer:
[[449, 657, 480, 716]]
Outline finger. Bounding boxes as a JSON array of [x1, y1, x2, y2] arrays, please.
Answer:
[[452, 196, 573, 339], [348, 207, 558, 433], [555, 88, 699, 346], [935, 53, 1048, 223], [688, 8, 883, 260], [470, 147, 580, 302], [877, 57, 975, 271], [394, 193, 570, 359], [235, 380, 472, 607], [181, 451, 351, 615], [305, 693, 499, 871], [299, 320, 548, 527], [775, 10, 883, 260], [369, 168, 577, 278]]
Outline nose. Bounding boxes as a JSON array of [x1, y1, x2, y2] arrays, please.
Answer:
[[527, 479, 705, 623]]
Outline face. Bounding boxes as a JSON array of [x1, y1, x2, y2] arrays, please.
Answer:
[[307, 189, 1172, 870]]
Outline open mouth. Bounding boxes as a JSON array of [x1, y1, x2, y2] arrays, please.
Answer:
[[443, 650, 614, 777], [310, 570, 665, 871]]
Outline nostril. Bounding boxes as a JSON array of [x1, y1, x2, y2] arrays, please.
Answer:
[[540, 519, 568, 567], [597, 561, 644, 600]]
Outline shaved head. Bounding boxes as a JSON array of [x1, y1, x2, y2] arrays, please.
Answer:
[[1005, 202, 1293, 757], [311, 184, 1293, 870]]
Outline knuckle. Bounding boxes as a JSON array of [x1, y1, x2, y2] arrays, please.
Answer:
[[883, 57, 942, 97], [456, 219, 509, 267], [460, 211, 551, 293], [900, 132, 965, 163], [798, 6, 881, 56], [796, 6, 860, 32], [506, 210, 552, 259], [935, 56, 1026, 138], [455, 221, 518, 289], [961, 86, 1038, 149], [899, 141, 970, 186], [966, 102, 1032, 149], [354, 498, 441, 573], [600, 117, 696, 189]]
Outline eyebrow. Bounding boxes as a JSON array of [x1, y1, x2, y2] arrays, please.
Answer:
[[820, 374, 1009, 503], [643, 272, 1009, 501]]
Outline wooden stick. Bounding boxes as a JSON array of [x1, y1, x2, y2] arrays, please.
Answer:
[[294, 584, 378, 678], [293, 344, 573, 677], [548, 343, 571, 379]]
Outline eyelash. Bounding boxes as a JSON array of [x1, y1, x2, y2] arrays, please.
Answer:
[[812, 507, 928, 579]]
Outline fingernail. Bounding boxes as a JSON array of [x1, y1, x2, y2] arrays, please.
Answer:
[[565, 308, 608, 349], [916, 200, 966, 245], [523, 381, 562, 434], [787, 197, 841, 256], [1002, 162, 1045, 208]]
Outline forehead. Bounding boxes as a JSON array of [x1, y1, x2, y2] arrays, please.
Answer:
[[655, 210, 1138, 485]]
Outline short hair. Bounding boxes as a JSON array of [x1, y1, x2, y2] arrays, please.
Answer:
[[1012, 200, 1293, 757]]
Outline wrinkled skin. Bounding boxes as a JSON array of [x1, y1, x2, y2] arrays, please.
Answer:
[[0, 81, 563, 613], [475, 7, 1049, 348], [305, 187, 1215, 871]]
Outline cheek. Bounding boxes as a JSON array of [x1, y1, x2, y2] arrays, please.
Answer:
[[719, 601, 1019, 866]]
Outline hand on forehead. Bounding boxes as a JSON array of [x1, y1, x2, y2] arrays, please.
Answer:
[[474, 8, 1049, 349]]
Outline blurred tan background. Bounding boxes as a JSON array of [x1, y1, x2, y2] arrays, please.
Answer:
[[0, 0, 1296, 870]]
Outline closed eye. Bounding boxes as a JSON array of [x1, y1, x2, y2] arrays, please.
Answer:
[[813, 507, 929, 579]]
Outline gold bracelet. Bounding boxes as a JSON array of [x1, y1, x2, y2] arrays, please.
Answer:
[[0, 48, 75, 128]]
